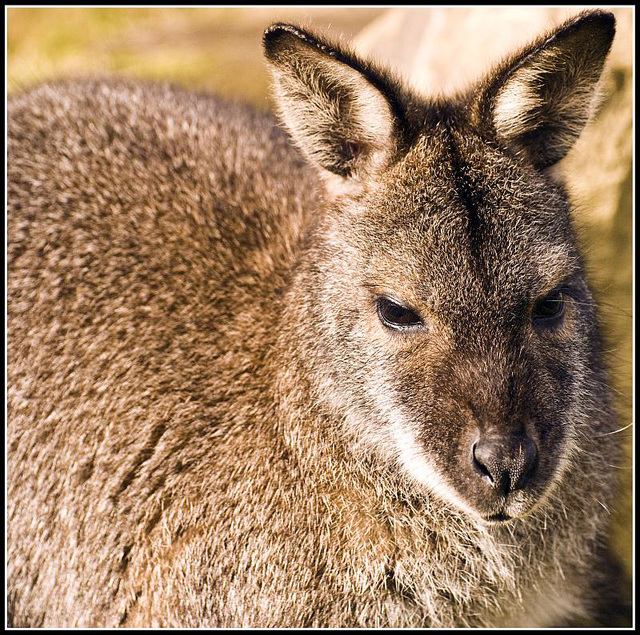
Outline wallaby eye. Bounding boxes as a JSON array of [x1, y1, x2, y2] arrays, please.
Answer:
[[377, 297, 423, 330], [532, 290, 565, 324]]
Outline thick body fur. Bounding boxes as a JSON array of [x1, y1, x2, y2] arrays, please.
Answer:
[[8, 11, 627, 627]]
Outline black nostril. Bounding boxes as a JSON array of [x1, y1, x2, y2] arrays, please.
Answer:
[[472, 435, 538, 495], [472, 442, 494, 482]]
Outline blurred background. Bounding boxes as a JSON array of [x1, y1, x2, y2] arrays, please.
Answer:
[[7, 6, 633, 616]]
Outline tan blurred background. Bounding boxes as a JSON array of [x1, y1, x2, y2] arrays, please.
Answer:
[[7, 5, 632, 604]]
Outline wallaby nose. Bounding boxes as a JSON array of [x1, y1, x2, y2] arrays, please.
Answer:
[[472, 433, 538, 495]]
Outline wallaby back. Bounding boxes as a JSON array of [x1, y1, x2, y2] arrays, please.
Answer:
[[8, 10, 627, 627]]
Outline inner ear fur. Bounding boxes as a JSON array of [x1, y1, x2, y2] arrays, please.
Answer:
[[263, 23, 403, 183]]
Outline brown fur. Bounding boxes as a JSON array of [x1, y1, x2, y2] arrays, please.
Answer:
[[8, 10, 628, 627]]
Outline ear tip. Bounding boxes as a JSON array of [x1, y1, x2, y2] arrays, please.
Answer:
[[263, 23, 314, 61], [574, 9, 616, 45], [580, 9, 616, 29], [263, 22, 301, 40], [263, 23, 293, 59]]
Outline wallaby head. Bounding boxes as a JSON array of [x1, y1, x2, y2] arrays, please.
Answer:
[[264, 11, 616, 524]]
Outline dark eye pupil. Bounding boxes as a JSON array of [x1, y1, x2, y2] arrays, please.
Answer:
[[378, 298, 422, 329], [533, 292, 565, 321]]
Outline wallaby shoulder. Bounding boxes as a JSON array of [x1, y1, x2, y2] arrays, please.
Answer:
[[8, 76, 320, 445]]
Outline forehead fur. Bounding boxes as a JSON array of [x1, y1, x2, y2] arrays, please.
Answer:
[[346, 122, 581, 313]]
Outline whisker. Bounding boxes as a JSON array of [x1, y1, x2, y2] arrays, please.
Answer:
[[594, 422, 633, 438]]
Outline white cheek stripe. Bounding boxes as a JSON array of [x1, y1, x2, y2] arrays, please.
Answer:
[[390, 414, 481, 518], [367, 382, 481, 520]]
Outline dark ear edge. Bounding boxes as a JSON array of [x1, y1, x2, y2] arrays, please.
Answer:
[[474, 10, 616, 169]]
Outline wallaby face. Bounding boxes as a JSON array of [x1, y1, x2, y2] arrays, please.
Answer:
[[291, 138, 590, 523], [264, 14, 614, 523], [8, 9, 626, 628]]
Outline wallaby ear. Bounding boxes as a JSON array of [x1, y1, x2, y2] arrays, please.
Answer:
[[476, 10, 615, 169], [263, 23, 400, 188]]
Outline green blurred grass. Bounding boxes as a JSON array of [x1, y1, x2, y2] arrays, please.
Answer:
[[7, 7, 384, 108], [7, 5, 632, 600]]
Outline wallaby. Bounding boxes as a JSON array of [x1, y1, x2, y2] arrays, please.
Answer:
[[8, 9, 630, 628]]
